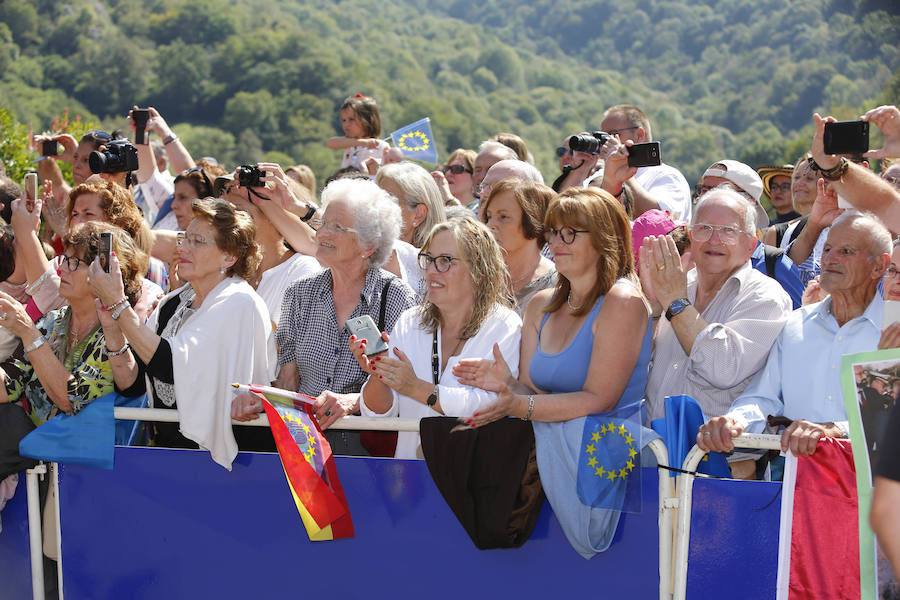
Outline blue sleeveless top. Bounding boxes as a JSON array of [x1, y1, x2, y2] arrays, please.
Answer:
[[529, 280, 652, 408]]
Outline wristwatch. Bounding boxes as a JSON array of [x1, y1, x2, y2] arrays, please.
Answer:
[[426, 385, 439, 408], [665, 298, 691, 321], [299, 204, 316, 222]]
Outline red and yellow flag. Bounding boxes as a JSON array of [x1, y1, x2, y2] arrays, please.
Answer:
[[260, 391, 354, 540]]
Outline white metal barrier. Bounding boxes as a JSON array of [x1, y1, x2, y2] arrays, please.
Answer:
[[25, 409, 682, 600], [671, 434, 783, 600]]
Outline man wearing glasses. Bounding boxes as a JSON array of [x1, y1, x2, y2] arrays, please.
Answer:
[[600, 104, 693, 220], [641, 187, 793, 478], [698, 211, 892, 469]]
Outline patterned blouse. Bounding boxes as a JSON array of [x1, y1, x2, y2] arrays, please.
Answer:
[[3, 307, 139, 426]]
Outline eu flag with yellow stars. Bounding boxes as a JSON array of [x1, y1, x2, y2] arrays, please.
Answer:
[[390, 117, 438, 164], [576, 401, 643, 513], [260, 392, 354, 541]]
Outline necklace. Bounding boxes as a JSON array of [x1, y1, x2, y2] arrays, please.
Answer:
[[567, 292, 583, 311], [510, 254, 541, 290]]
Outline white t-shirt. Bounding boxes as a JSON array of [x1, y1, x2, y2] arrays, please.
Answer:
[[256, 253, 322, 326], [341, 140, 389, 171], [634, 163, 692, 221], [360, 304, 522, 459]]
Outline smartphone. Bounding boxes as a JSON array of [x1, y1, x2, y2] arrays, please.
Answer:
[[132, 109, 150, 145], [41, 140, 58, 157], [823, 120, 869, 156], [627, 142, 662, 168], [345, 315, 389, 356], [24, 173, 37, 208], [98, 231, 113, 273]]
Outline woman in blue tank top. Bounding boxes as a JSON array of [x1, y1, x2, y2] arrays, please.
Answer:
[[454, 187, 652, 423]]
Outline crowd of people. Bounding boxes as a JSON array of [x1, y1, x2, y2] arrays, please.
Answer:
[[2, 95, 900, 574]]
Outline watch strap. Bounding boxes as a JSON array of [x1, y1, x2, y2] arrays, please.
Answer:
[[665, 298, 691, 321], [426, 385, 439, 407]]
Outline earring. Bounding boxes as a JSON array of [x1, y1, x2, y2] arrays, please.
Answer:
[[220, 266, 226, 274]]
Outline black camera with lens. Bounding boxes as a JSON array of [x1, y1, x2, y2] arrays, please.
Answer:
[[236, 165, 265, 188], [88, 139, 139, 174], [568, 131, 612, 155]]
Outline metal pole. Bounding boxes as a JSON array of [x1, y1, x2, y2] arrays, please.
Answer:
[[25, 463, 46, 600]]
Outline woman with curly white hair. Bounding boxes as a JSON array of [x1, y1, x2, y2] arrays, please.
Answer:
[[232, 178, 417, 454]]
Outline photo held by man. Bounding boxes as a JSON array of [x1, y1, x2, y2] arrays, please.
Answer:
[[0, 1, 899, 598]]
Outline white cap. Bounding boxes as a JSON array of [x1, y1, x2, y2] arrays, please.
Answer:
[[702, 160, 769, 228]]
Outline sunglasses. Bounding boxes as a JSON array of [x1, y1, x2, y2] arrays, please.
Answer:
[[442, 164, 472, 175], [182, 166, 213, 196], [555, 146, 574, 158]]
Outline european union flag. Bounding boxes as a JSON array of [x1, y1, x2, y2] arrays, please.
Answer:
[[390, 118, 438, 164], [576, 402, 643, 513]]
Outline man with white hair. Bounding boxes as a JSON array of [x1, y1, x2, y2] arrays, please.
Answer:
[[697, 160, 804, 308], [699, 211, 892, 461], [641, 188, 793, 477]]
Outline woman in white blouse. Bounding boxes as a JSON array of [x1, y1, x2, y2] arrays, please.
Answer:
[[351, 216, 522, 459]]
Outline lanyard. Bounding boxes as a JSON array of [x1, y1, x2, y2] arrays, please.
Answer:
[[431, 331, 440, 385]]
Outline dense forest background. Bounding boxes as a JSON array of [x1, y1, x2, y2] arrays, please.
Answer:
[[0, 0, 898, 190]]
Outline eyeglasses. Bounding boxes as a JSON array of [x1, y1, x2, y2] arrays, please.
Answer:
[[605, 126, 639, 137], [689, 223, 747, 245], [442, 164, 472, 175], [769, 182, 792, 193], [544, 226, 589, 244], [59, 254, 90, 271], [176, 232, 211, 248], [310, 217, 358, 235], [418, 253, 460, 272], [476, 181, 493, 198], [182, 166, 213, 197], [886, 266, 900, 279], [555, 146, 574, 158]]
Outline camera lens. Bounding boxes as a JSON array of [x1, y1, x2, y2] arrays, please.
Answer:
[[568, 134, 600, 154], [88, 150, 107, 174]]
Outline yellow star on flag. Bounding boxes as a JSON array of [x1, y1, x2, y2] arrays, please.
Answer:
[[591, 431, 601, 442], [618, 424, 627, 435], [587, 457, 598, 467], [585, 443, 596, 455], [595, 466, 605, 478]]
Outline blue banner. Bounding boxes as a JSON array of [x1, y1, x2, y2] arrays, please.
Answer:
[[390, 118, 438, 164]]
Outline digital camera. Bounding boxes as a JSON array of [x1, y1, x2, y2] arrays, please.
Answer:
[[568, 131, 613, 155], [236, 165, 265, 188], [89, 139, 139, 174]]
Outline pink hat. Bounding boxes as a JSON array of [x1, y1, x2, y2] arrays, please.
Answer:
[[632, 209, 684, 268]]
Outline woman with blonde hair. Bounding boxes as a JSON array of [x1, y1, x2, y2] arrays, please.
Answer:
[[351, 215, 522, 459]]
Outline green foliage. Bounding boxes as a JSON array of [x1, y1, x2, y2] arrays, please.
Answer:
[[0, 108, 32, 183], [1, 0, 898, 186]]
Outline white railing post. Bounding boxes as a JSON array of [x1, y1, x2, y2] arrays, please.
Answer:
[[648, 438, 676, 600], [25, 463, 47, 600], [671, 434, 783, 600]]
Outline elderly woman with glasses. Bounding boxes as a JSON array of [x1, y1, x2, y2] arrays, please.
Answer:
[[453, 188, 652, 425], [0, 222, 146, 427], [232, 178, 417, 455], [350, 216, 522, 459], [88, 198, 273, 470]]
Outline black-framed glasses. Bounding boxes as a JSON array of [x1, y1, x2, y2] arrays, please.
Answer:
[[182, 166, 213, 197], [689, 223, 747, 245], [544, 226, 589, 244], [59, 254, 90, 271], [886, 266, 900, 280], [769, 182, 791, 193], [605, 126, 639, 137], [418, 253, 460, 272], [555, 146, 574, 158], [442, 164, 472, 175]]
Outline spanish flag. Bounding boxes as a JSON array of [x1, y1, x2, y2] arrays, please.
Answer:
[[260, 391, 354, 541]]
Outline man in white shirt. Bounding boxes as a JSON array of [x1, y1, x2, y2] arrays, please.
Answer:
[[600, 104, 692, 220], [698, 211, 892, 458]]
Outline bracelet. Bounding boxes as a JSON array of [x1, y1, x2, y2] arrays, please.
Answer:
[[809, 157, 848, 181], [299, 204, 317, 222], [521, 394, 535, 422], [111, 299, 131, 321], [24, 335, 46, 354], [163, 133, 178, 145], [105, 341, 130, 357], [106, 297, 128, 312]]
